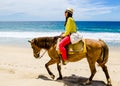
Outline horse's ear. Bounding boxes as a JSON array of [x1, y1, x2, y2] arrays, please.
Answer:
[[28, 40, 31, 43]]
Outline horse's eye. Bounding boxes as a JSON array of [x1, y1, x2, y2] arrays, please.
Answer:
[[32, 45, 35, 49]]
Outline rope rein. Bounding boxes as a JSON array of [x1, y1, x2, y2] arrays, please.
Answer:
[[39, 50, 47, 59]]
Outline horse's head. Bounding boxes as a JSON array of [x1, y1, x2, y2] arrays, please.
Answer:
[[28, 36, 59, 58], [28, 39, 41, 58]]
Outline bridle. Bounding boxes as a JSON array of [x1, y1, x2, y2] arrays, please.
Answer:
[[33, 43, 47, 59]]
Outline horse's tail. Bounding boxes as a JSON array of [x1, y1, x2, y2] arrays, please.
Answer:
[[99, 39, 109, 66]]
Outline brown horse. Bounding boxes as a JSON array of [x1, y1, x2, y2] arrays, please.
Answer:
[[28, 36, 112, 86]]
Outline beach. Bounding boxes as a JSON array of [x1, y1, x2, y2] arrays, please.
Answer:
[[0, 21, 120, 86], [0, 45, 120, 86]]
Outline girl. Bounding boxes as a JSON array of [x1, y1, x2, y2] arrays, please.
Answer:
[[59, 8, 77, 65]]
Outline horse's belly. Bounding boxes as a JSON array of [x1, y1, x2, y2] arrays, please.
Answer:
[[68, 53, 86, 62]]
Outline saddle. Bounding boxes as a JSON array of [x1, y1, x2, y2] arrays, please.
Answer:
[[56, 38, 87, 55]]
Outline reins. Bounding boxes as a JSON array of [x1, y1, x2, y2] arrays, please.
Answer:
[[39, 50, 47, 59]]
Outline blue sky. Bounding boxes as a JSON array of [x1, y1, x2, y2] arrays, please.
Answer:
[[0, 0, 120, 21]]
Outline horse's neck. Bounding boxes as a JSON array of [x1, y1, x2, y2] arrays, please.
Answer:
[[37, 37, 58, 49]]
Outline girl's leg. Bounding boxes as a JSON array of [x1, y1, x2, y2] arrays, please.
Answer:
[[59, 36, 70, 61]]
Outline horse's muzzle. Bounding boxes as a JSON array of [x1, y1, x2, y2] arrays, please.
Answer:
[[34, 53, 39, 58]]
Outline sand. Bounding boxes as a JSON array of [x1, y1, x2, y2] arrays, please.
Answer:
[[0, 45, 120, 86]]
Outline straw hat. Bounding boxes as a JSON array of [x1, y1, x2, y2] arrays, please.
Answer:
[[66, 8, 73, 14]]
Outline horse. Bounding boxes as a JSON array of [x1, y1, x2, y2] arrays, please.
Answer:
[[28, 36, 112, 86]]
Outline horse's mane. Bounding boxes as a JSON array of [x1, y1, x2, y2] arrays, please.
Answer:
[[33, 36, 59, 49]]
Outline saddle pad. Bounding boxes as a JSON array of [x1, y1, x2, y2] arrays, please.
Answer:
[[67, 39, 87, 54], [56, 38, 87, 55]]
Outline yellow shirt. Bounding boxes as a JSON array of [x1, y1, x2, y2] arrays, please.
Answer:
[[63, 17, 77, 37]]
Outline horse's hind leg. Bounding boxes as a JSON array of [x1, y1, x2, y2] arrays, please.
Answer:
[[83, 59, 96, 85], [97, 58, 112, 86], [101, 64, 112, 86], [45, 59, 56, 79]]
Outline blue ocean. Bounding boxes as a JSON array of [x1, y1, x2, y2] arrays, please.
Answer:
[[0, 21, 120, 47]]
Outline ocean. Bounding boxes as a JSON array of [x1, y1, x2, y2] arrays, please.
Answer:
[[0, 21, 120, 47]]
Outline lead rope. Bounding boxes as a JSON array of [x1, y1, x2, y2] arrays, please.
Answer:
[[39, 50, 47, 59]]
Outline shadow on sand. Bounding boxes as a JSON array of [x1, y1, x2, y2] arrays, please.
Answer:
[[62, 74, 106, 86], [37, 74, 106, 86], [37, 75, 52, 81]]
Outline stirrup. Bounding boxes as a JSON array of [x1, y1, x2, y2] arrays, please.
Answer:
[[62, 60, 68, 65]]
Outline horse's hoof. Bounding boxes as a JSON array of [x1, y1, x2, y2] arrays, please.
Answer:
[[82, 79, 91, 85], [107, 83, 112, 86], [50, 75, 55, 79], [107, 79, 112, 86], [56, 77, 62, 80]]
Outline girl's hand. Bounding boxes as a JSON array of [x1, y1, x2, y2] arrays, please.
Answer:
[[60, 35, 64, 38], [62, 34, 65, 37], [60, 32, 65, 38]]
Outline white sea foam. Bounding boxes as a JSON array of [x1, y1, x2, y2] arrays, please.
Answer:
[[0, 31, 120, 46], [82, 32, 120, 41], [0, 32, 119, 41], [0, 32, 61, 38]]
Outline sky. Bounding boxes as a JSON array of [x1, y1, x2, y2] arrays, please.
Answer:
[[0, 0, 120, 21]]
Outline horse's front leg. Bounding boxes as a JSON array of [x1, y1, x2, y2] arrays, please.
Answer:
[[45, 59, 56, 79], [57, 62, 63, 80]]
